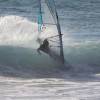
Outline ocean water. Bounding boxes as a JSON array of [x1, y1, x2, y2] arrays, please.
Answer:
[[0, 0, 100, 100]]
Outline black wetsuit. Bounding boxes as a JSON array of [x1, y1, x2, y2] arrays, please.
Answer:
[[37, 39, 49, 54]]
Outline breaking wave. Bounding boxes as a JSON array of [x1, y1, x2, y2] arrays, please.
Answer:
[[0, 15, 38, 48], [0, 15, 100, 78]]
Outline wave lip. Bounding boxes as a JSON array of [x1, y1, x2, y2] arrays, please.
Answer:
[[0, 15, 38, 48]]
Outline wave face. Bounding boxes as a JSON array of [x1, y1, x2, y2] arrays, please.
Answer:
[[0, 0, 100, 78]]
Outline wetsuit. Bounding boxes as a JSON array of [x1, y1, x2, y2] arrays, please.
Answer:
[[37, 39, 49, 54]]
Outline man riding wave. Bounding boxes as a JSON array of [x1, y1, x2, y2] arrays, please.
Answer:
[[37, 37, 64, 63], [37, 39, 50, 55]]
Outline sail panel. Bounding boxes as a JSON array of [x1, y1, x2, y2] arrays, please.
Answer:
[[39, 0, 58, 38], [38, 0, 64, 62]]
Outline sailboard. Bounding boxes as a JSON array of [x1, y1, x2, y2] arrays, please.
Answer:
[[37, 0, 65, 64]]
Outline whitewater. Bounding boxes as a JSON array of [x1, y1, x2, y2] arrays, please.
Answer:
[[0, 0, 100, 100]]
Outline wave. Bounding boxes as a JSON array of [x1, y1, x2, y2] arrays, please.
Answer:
[[0, 43, 99, 79], [0, 15, 100, 79], [0, 45, 67, 78], [0, 15, 38, 48]]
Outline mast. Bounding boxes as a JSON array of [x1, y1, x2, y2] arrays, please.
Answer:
[[38, 0, 42, 33], [57, 16, 65, 63], [53, 0, 65, 63]]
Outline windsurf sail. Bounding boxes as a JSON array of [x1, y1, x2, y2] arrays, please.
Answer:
[[37, 0, 64, 63]]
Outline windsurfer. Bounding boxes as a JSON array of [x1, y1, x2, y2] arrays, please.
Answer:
[[37, 39, 50, 54]]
